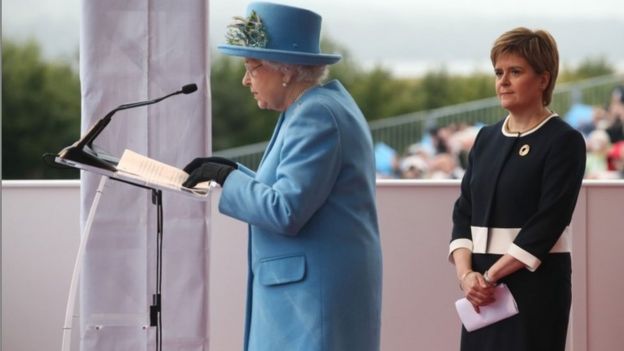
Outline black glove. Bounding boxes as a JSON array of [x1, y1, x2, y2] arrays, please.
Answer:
[[183, 156, 238, 174], [182, 162, 234, 187]]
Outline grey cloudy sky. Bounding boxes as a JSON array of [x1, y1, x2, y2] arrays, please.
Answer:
[[4, 0, 624, 76]]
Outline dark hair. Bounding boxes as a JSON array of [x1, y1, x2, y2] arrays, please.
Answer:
[[491, 27, 559, 106]]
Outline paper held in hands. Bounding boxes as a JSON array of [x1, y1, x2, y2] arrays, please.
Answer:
[[455, 283, 519, 332], [116, 149, 214, 196]]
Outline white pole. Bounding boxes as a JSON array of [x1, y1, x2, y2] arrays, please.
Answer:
[[61, 176, 108, 351]]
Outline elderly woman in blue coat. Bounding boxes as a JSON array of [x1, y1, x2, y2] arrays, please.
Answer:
[[182, 2, 382, 351]]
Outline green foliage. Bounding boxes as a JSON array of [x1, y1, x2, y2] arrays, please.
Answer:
[[350, 66, 398, 119], [2, 39, 80, 179], [321, 36, 362, 87], [559, 56, 615, 82], [420, 69, 494, 108]]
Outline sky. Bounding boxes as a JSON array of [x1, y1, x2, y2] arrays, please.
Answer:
[[3, 0, 624, 76]]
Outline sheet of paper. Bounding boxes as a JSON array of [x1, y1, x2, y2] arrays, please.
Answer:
[[455, 283, 519, 332], [117, 149, 187, 188]]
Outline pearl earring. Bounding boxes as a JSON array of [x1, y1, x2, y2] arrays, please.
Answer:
[[282, 82, 288, 87]]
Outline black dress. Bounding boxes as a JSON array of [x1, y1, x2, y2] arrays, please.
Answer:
[[450, 115, 586, 351]]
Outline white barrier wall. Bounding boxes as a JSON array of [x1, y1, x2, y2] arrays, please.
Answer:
[[3, 180, 624, 351], [2, 181, 82, 351]]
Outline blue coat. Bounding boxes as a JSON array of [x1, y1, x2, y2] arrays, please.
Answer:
[[219, 80, 382, 351]]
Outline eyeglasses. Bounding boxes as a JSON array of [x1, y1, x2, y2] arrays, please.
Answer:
[[244, 63, 263, 77]]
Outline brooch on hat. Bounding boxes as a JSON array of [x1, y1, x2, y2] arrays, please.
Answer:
[[225, 10, 268, 48]]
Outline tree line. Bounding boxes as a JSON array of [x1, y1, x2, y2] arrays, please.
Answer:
[[2, 37, 615, 179]]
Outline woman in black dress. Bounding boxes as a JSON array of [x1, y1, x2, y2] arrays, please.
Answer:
[[449, 27, 586, 351]]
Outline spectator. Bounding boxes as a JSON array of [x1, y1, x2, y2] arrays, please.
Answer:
[[429, 153, 464, 179], [428, 126, 452, 154], [605, 85, 624, 143], [448, 125, 481, 170], [585, 129, 612, 179], [607, 141, 624, 177], [400, 154, 429, 179]]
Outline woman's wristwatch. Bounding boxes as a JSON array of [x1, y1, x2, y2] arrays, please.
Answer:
[[483, 270, 496, 285]]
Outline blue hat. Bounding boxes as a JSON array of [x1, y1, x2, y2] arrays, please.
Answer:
[[217, 2, 341, 65]]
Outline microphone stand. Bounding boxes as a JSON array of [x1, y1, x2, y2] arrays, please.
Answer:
[[57, 84, 198, 171]]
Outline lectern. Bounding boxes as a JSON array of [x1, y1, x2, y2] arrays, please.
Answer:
[[55, 148, 211, 351], [51, 83, 205, 351], [55, 153, 213, 351]]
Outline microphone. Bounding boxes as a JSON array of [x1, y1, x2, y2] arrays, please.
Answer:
[[57, 83, 198, 171]]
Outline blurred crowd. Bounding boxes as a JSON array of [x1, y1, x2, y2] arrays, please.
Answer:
[[376, 86, 624, 180]]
